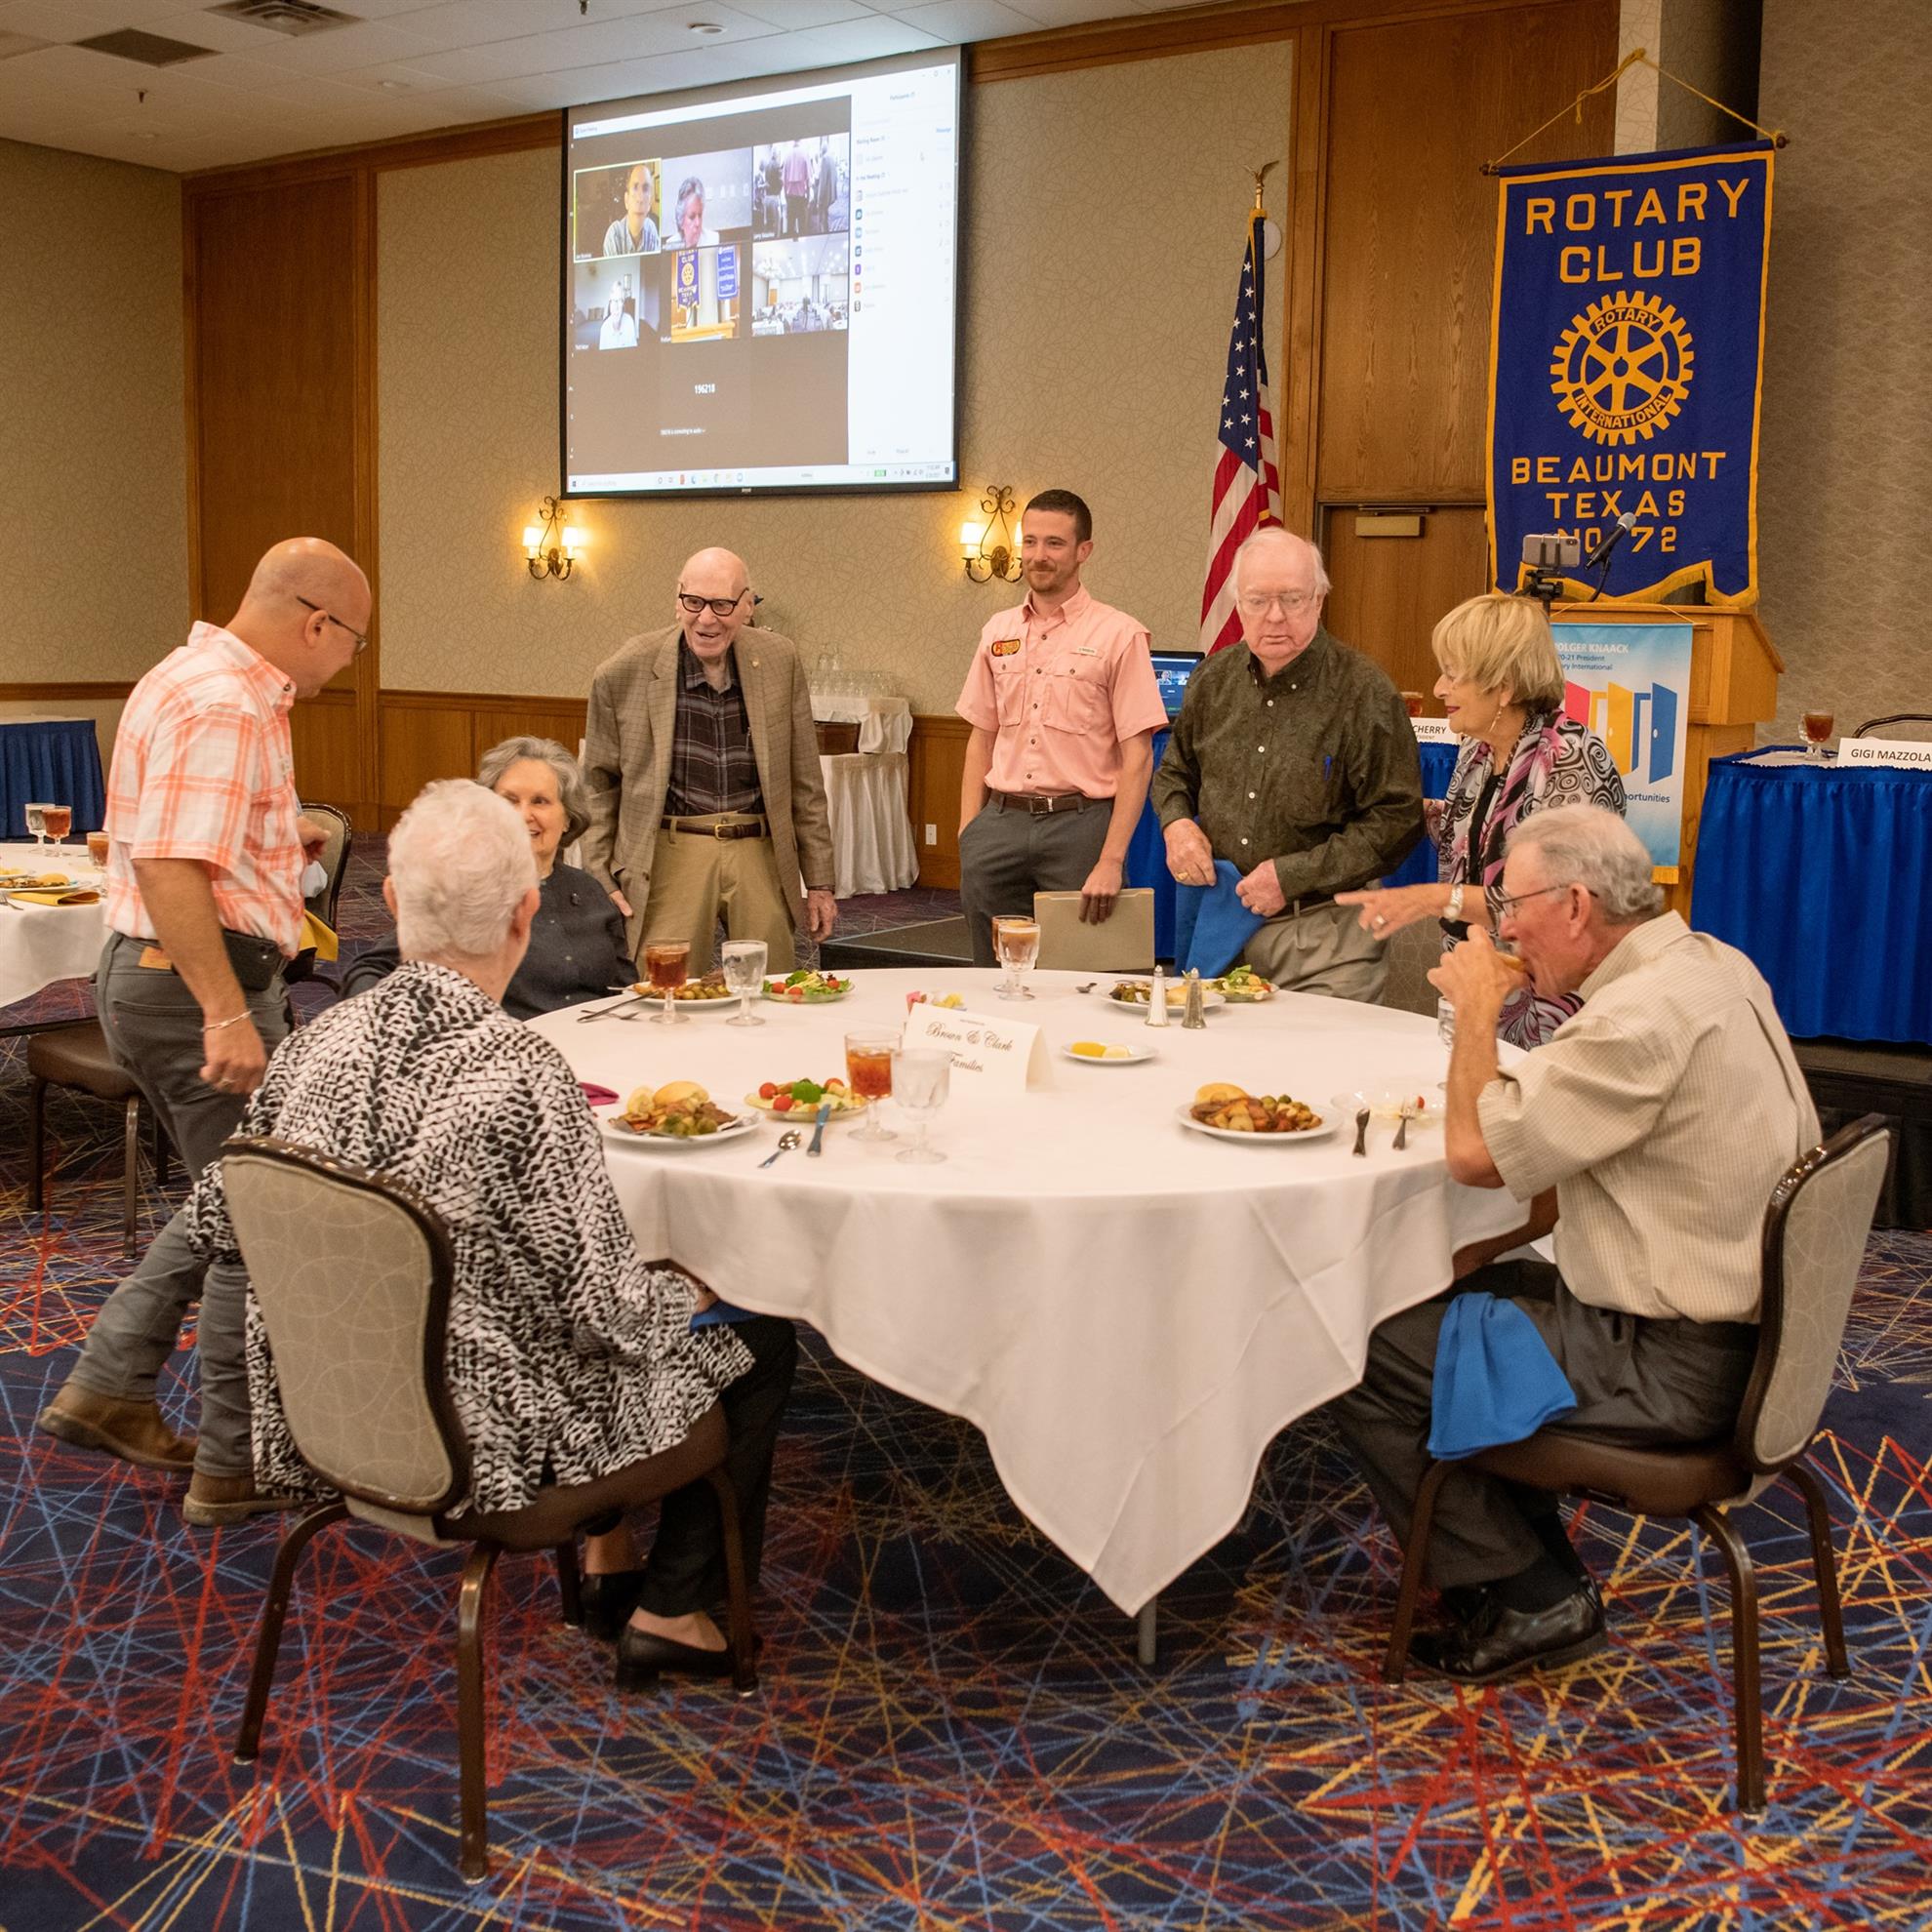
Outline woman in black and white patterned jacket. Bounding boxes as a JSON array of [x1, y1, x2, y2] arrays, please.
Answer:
[[188, 779, 795, 1688]]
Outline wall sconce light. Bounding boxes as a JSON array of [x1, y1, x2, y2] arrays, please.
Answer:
[[960, 484, 1023, 584], [522, 497, 586, 581]]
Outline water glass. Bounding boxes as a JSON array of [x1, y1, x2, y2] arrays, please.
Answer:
[[23, 803, 52, 850], [845, 1028, 898, 1143], [991, 915, 1039, 1000], [721, 939, 768, 1026], [892, 1048, 950, 1165], [644, 940, 691, 1025]]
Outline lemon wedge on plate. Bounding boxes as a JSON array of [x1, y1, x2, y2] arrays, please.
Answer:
[[1068, 1040, 1108, 1058]]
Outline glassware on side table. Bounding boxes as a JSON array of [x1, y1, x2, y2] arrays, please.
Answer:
[[1800, 710, 1835, 760], [891, 1048, 951, 1165], [720, 938, 768, 1026], [991, 915, 1039, 1000], [644, 939, 691, 1025], [844, 1028, 898, 1143]]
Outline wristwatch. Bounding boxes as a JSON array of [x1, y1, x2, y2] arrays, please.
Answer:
[[1444, 882, 1466, 922]]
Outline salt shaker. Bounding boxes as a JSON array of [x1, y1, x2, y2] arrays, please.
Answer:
[[1182, 968, 1207, 1029], [1147, 963, 1169, 1027]]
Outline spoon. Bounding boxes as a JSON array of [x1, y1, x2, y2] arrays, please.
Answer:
[[1074, 982, 1098, 993], [758, 1129, 803, 1170], [1352, 1107, 1371, 1158], [1393, 1102, 1416, 1151]]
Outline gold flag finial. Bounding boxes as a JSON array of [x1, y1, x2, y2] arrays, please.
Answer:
[[1250, 161, 1279, 213]]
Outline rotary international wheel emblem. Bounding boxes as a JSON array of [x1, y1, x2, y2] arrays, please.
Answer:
[[1550, 290, 1694, 446]]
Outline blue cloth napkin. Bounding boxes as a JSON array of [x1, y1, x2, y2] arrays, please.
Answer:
[[691, 1300, 758, 1330], [1428, 1292, 1579, 1459], [1171, 860, 1267, 978]]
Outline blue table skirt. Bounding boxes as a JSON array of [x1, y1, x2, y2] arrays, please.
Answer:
[[0, 718, 105, 842], [1692, 748, 1932, 1044], [1125, 732, 1455, 955]]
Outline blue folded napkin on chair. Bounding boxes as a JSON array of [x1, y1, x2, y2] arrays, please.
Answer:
[[1428, 1292, 1579, 1459], [1171, 860, 1267, 978], [691, 1300, 757, 1329]]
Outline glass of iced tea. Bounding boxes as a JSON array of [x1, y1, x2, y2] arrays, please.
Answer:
[[1801, 710, 1834, 760], [844, 1028, 898, 1143], [87, 830, 110, 869], [41, 804, 72, 844], [1400, 691, 1424, 718], [991, 915, 1039, 1000], [644, 939, 691, 1025]]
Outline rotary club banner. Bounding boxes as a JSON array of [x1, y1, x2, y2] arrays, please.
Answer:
[[1488, 143, 1775, 604]]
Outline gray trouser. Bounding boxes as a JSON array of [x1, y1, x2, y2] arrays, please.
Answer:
[[66, 932, 290, 1477], [1327, 1258, 1758, 1589], [958, 796, 1110, 968], [1243, 898, 1387, 1003]]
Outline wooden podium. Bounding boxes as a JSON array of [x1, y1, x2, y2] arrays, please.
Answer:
[[1548, 602, 1782, 918]]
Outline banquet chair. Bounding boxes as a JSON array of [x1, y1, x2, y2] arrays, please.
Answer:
[[219, 1135, 757, 1884], [283, 801, 352, 988], [1381, 1112, 1889, 1815], [26, 1020, 169, 1257], [1032, 889, 1154, 973], [1851, 712, 1932, 739]]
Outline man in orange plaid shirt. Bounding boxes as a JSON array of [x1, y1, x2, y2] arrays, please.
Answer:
[[38, 538, 369, 1526]]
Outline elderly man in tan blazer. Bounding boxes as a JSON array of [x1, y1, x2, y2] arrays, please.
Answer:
[[582, 547, 836, 976]]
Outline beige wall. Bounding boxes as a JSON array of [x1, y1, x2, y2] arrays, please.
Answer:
[[377, 44, 1291, 713], [0, 140, 188, 688], [1757, 0, 1932, 742]]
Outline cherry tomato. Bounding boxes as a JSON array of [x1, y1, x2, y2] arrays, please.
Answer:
[[758, 1082, 778, 1100], [773, 1094, 793, 1111]]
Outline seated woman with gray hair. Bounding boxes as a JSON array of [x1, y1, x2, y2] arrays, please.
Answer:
[[188, 781, 797, 1686], [345, 736, 631, 1020]]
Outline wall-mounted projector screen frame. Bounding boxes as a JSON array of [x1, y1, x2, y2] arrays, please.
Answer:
[[559, 45, 962, 502]]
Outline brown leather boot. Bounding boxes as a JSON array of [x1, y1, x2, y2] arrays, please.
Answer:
[[38, 1385, 195, 1472], [182, 1471, 297, 1527]]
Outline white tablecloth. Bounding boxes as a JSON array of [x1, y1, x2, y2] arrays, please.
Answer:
[[0, 841, 105, 1011], [533, 969, 1524, 1613], [810, 693, 912, 753], [818, 752, 917, 899]]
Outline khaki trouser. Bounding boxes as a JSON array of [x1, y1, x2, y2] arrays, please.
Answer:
[[1242, 897, 1386, 1003], [643, 817, 798, 978]]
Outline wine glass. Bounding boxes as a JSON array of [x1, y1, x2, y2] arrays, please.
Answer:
[[41, 803, 72, 846], [644, 939, 691, 1025], [844, 1028, 898, 1144], [721, 938, 767, 1026], [1801, 710, 1834, 761], [23, 803, 52, 851], [992, 915, 1039, 1000], [892, 1048, 950, 1165]]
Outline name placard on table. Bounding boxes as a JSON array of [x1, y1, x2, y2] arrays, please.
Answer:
[[1410, 718, 1459, 747], [1836, 737, 1932, 771], [902, 1006, 1051, 1096]]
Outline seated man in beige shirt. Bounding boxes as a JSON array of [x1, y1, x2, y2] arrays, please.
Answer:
[[1330, 806, 1817, 1683]]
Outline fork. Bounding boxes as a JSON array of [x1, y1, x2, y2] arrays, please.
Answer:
[[1393, 1103, 1416, 1151], [576, 991, 643, 1023], [758, 1129, 803, 1169]]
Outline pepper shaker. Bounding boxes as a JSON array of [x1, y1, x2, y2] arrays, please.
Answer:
[[1182, 967, 1207, 1029]]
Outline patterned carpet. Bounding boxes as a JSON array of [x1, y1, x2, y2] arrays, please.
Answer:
[[2, 844, 1929, 1929]]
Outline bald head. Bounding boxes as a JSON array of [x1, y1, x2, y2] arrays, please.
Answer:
[[674, 546, 754, 667], [230, 538, 371, 699]]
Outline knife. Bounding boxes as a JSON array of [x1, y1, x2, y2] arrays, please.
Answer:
[[806, 1099, 832, 1156]]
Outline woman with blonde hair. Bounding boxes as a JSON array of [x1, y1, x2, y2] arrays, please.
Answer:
[[1339, 594, 1624, 1046]]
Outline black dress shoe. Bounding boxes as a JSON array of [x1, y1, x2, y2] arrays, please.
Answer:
[[615, 1626, 742, 1691], [1411, 1584, 1605, 1685], [579, 1569, 649, 1641]]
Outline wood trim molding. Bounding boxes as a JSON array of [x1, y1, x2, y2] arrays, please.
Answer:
[[0, 681, 136, 702], [183, 111, 561, 195], [382, 688, 589, 714]]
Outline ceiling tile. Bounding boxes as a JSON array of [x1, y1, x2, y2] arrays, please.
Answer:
[[889, 0, 1037, 40], [981, 0, 1136, 24], [726, 0, 880, 26]]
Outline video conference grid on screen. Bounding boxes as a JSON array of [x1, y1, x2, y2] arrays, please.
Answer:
[[564, 50, 960, 497]]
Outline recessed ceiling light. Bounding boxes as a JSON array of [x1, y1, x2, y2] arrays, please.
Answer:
[[688, 20, 725, 33]]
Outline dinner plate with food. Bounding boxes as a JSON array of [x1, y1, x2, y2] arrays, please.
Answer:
[[741, 1076, 868, 1118], [1060, 1039, 1155, 1066], [1176, 1082, 1339, 1143], [1102, 979, 1227, 1013], [601, 1081, 757, 1147], [1209, 964, 1274, 1002], [632, 972, 743, 1011], [762, 969, 853, 1004]]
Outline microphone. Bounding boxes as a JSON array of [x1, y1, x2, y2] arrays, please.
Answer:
[[1582, 510, 1636, 571]]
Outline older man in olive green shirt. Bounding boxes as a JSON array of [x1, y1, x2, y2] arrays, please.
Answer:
[[1153, 529, 1423, 999]]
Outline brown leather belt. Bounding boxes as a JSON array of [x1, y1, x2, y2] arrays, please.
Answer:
[[661, 814, 769, 841], [986, 789, 1101, 816]]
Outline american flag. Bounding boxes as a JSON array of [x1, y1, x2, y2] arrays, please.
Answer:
[[1199, 212, 1283, 654]]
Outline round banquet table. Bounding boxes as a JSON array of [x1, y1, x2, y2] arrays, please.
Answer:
[[530, 968, 1526, 1615], [0, 841, 105, 1013]]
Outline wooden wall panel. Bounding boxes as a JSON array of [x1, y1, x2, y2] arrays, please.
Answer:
[[1321, 505, 1490, 697], [1313, 0, 1618, 502], [380, 698, 473, 824], [907, 715, 972, 890], [473, 704, 590, 760], [289, 689, 362, 814]]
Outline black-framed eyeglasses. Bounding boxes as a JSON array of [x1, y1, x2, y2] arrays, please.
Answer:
[[1494, 881, 1581, 917], [677, 589, 747, 619], [294, 595, 370, 656]]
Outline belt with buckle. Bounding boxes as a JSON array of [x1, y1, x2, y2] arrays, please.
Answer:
[[661, 814, 769, 841], [986, 789, 1097, 816]]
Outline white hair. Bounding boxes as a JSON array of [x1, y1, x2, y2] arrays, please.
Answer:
[[387, 780, 537, 961], [1231, 526, 1331, 597], [1506, 805, 1664, 922]]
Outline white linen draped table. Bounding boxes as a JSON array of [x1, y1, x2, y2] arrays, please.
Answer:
[[0, 841, 105, 1011], [809, 693, 912, 754], [816, 752, 917, 898], [532, 968, 1524, 1614]]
